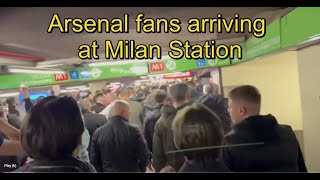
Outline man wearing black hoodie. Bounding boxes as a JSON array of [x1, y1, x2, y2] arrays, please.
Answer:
[[195, 83, 232, 134], [222, 85, 307, 172]]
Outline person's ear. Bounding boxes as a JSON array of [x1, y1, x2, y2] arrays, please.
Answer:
[[239, 106, 247, 116]]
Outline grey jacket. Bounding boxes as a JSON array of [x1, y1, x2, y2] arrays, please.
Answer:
[[128, 101, 144, 132]]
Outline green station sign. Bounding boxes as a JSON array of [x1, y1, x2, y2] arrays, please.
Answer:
[[281, 7, 320, 49], [1, 7, 320, 90], [0, 62, 148, 90], [0, 58, 226, 90]]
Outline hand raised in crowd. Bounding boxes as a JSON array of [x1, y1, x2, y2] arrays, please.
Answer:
[[0, 106, 8, 122], [0, 117, 21, 141], [20, 85, 30, 98]]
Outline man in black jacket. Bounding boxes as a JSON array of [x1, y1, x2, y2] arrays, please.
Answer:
[[90, 100, 150, 172], [223, 85, 307, 172], [78, 99, 108, 155], [195, 83, 232, 134], [78, 99, 108, 138]]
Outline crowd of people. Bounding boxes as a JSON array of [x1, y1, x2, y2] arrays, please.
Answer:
[[0, 80, 307, 173]]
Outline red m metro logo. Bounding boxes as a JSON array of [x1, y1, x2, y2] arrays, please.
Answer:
[[149, 62, 165, 72], [54, 73, 69, 82]]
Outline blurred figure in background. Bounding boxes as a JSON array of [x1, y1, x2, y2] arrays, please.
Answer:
[[134, 87, 146, 103], [142, 86, 151, 97], [223, 85, 307, 172], [90, 100, 150, 172], [172, 103, 229, 172], [6, 97, 20, 117], [185, 81, 202, 102], [118, 88, 144, 132], [151, 85, 159, 92], [84, 91, 96, 105], [0, 98, 21, 129], [128, 87, 137, 101], [195, 83, 232, 134], [159, 85, 169, 92], [99, 92, 118, 120], [144, 90, 167, 160], [92, 93, 108, 113], [78, 98, 108, 137], [78, 99, 108, 158]]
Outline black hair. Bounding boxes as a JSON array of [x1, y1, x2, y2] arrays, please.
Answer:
[[21, 96, 84, 160]]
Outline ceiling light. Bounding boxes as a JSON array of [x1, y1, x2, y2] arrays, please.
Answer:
[[36, 64, 65, 68], [8, 66, 65, 74], [65, 86, 88, 90], [88, 60, 146, 67], [0, 92, 20, 97]]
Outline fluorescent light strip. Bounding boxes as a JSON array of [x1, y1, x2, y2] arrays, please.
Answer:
[[37, 64, 65, 68], [88, 60, 149, 67], [88, 55, 172, 67], [0, 92, 20, 97], [65, 86, 88, 90], [8, 66, 65, 75], [9, 68, 65, 74]]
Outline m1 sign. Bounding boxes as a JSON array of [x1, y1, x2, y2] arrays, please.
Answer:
[[54, 73, 69, 82], [149, 62, 165, 73]]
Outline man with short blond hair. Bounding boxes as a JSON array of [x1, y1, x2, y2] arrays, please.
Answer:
[[223, 85, 307, 172]]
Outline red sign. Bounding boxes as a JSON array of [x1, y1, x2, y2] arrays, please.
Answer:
[[163, 71, 193, 79], [54, 73, 69, 82], [149, 62, 165, 72]]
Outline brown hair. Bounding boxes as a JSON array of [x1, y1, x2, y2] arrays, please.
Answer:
[[94, 92, 104, 103], [159, 85, 168, 92], [21, 96, 84, 160], [229, 85, 261, 105], [185, 81, 196, 89], [172, 103, 223, 161], [168, 83, 191, 102], [151, 85, 159, 91], [119, 87, 131, 99], [154, 90, 167, 104]]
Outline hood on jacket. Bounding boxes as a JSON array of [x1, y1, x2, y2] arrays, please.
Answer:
[[233, 114, 280, 142], [195, 94, 226, 109], [160, 105, 176, 115]]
